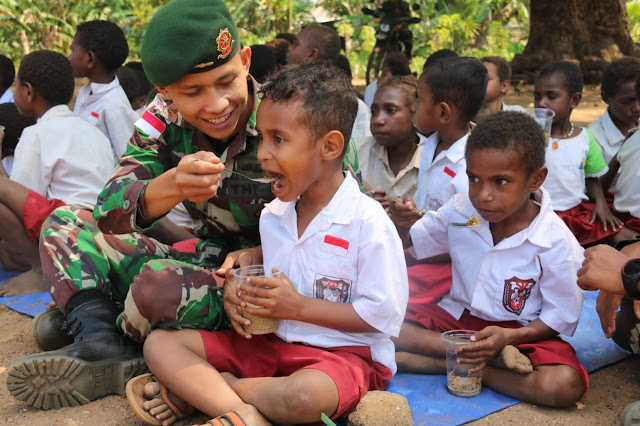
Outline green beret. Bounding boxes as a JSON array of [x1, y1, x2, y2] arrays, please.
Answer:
[[141, 0, 240, 86]]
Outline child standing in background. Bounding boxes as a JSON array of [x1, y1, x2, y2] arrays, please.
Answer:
[[534, 61, 638, 245], [70, 20, 138, 163]]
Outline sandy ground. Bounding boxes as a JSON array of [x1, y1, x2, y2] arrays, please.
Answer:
[[2, 84, 635, 426]]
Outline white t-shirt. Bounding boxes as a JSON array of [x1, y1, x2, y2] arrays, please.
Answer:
[[588, 108, 636, 165], [414, 132, 469, 212], [73, 77, 138, 164], [0, 88, 14, 103], [351, 98, 372, 140], [503, 102, 526, 113], [11, 105, 114, 209], [614, 131, 640, 218], [364, 79, 378, 110], [260, 173, 408, 374], [542, 128, 608, 211], [2, 156, 13, 176], [410, 188, 584, 336], [356, 135, 421, 198]]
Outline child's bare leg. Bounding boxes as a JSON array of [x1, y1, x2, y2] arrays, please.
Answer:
[[483, 364, 584, 407], [220, 368, 340, 425], [610, 227, 640, 245], [141, 329, 269, 426], [395, 351, 446, 374], [392, 321, 447, 356]]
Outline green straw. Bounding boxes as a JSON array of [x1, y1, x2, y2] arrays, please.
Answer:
[[321, 412, 338, 426]]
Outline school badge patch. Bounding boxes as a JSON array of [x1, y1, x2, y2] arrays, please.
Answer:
[[314, 273, 352, 303], [216, 28, 235, 59], [502, 276, 536, 315]]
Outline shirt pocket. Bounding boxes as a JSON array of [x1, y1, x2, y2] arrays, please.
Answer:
[[495, 268, 542, 318], [312, 264, 356, 304]]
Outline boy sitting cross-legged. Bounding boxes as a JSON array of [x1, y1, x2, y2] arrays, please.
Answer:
[[126, 62, 409, 425], [394, 111, 588, 407]]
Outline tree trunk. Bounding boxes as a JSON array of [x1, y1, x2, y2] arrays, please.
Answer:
[[511, 0, 640, 83]]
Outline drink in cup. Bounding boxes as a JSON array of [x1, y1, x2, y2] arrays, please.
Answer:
[[232, 265, 280, 335], [527, 108, 555, 146], [441, 330, 483, 397]]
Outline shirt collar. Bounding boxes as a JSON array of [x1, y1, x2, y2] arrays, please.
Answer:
[[87, 77, 121, 96], [38, 104, 73, 122], [600, 108, 627, 145], [418, 131, 468, 163]]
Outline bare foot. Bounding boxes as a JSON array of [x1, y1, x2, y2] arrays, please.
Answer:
[[0, 268, 46, 296], [489, 345, 533, 374], [141, 380, 181, 426]]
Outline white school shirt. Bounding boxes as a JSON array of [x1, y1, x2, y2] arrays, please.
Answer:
[[260, 173, 408, 374], [11, 105, 114, 209], [356, 135, 422, 198], [0, 88, 14, 103], [414, 131, 469, 212], [364, 79, 378, 109], [614, 131, 640, 218], [542, 128, 608, 211], [73, 77, 138, 164], [351, 98, 373, 140], [410, 188, 584, 336], [503, 102, 526, 113]]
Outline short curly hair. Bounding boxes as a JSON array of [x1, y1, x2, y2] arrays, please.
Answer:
[[466, 111, 546, 175], [537, 61, 583, 95], [377, 74, 418, 108], [601, 57, 640, 98], [0, 103, 36, 154], [481, 56, 511, 82], [17, 50, 74, 106], [0, 55, 15, 91], [75, 20, 129, 73], [259, 61, 358, 154]]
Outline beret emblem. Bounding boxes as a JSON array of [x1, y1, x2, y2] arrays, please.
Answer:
[[216, 28, 235, 60]]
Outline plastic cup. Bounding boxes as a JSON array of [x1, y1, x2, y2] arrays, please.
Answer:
[[441, 330, 483, 397], [527, 108, 555, 146], [232, 265, 280, 335]]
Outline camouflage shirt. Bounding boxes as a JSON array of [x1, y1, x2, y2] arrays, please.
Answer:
[[94, 78, 361, 266]]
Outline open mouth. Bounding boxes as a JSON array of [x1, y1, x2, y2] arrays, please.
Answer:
[[206, 113, 231, 125], [265, 171, 286, 192]]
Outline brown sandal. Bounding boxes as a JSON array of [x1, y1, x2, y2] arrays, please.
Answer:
[[205, 411, 248, 426], [126, 373, 195, 425]]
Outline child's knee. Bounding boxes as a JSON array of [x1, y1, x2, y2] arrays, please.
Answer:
[[536, 365, 584, 407], [143, 329, 173, 363]]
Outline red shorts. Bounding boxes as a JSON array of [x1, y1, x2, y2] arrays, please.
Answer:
[[614, 211, 640, 233], [199, 329, 392, 419], [557, 201, 617, 245], [406, 262, 452, 313], [22, 190, 66, 245], [406, 304, 589, 391]]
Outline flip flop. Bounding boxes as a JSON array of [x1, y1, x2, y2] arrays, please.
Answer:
[[204, 411, 248, 426], [126, 373, 195, 426]]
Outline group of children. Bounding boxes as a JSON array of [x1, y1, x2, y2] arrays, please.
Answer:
[[2, 0, 640, 424]]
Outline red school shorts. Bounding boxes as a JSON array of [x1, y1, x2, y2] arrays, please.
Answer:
[[406, 261, 453, 312], [22, 190, 66, 245], [199, 329, 392, 420], [556, 201, 618, 245], [407, 303, 589, 392]]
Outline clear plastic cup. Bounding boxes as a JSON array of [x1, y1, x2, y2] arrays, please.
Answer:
[[232, 265, 281, 335], [527, 108, 555, 146], [441, 330, 483, 397]]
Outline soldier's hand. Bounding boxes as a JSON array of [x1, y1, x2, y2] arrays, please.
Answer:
[[216, 246, 263, 277], [174, 152, 225, 203], [222, 269, 252, 339]]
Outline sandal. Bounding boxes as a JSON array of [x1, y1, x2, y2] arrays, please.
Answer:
[[204, 411, 248, 426], [126, 373, 195, 426]]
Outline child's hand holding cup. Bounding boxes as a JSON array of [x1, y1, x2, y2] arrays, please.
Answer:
[[232, 265, 281, 335]]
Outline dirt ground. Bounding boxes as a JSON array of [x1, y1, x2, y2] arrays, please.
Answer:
[[1, 84, 634, 426]]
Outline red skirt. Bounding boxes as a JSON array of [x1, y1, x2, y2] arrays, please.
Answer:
[[405, 262, 453, 323], [22, 190, 67, 244], [556, 201, 618, 245]]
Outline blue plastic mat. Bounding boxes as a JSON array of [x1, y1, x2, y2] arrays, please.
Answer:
[[0, 266, 630, 425]]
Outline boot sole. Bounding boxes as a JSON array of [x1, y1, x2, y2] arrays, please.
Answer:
[[6, 354, 148, 409]]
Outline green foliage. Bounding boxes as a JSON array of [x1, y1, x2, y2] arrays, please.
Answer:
[[628, 0, 640, 41]]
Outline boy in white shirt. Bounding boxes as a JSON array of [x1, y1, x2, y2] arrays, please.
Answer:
[[395, 111, 588, 407], [474, 56, 526, 122], [0, 51, 113, 297], [126, 62, 408, 426], [69, 20, 138, 164]]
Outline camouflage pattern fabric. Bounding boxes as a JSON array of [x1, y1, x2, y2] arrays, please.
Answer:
[[40, 77, 362, 340]]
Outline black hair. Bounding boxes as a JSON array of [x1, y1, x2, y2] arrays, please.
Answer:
[[0, 55, 15, 91], [266, 38, 291, 68], [382, 52, 411, 76], [17, 50, 74, 106], [75, 20, 129, 73], [421, 56, 488, 122], [424, 48, 458, 71], [466, 111, 546, 175], [0, 103, 36, 155], [377, 74, 418, 108], [259, 62, 358, 154], [537, 61, 583, 95], [116, 66, 140, 104], [275, 32, 297, 45], [299, 25, 341, 62], [249, 45, 277, 84], [334, 54, 352, 80], [480, 56, 511, 82], [601, 57, 640, 98]]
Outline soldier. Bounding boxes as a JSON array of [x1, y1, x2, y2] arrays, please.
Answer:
[[7, 0, 360, 411]]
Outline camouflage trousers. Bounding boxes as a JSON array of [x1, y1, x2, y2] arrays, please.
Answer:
[[39, 206, 226, 342]]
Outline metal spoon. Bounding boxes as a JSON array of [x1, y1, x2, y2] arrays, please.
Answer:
[[449, 220, 480, 228], [389, 198, 426, 214], [193, 159, 276, 183]]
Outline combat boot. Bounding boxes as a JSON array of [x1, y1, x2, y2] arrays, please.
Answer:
[[31, 308, 74, 351], [6, 290, 148, 410]]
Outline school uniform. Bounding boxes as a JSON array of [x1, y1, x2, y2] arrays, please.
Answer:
[[199, 173, 408, 418], [73, 77, 138, 164], [502, 102, 526, 112], [544, 128, 615, 245], [0, 87, 13, 103], [414, 131, 469, 212], [613, 131, 640, 231], [352, 98, 373, 140], [11, 104, 114, 243], [356, 135, 421, 198], [408, 189, 588, 389]]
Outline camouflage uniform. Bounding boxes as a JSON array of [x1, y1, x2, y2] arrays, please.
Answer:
[[40, 79, 361, 341]]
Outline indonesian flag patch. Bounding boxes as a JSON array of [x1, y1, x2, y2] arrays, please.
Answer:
[[322, 235, 349, 257], [443, 166, 456, 178], [135, 110, 167, 139]]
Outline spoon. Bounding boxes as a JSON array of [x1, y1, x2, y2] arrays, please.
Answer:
[[389, 198, 426, 214], [193, 158, 276, 183], [449, 218, 481, 228]]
